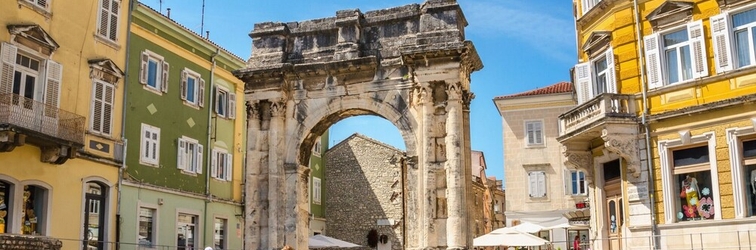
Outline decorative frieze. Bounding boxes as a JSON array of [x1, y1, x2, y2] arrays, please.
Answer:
[[602, 128, 641, 177]]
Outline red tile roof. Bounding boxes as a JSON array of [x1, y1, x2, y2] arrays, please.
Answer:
[[494, 81, 573, 99]]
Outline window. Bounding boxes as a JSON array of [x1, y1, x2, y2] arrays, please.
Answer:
[[659, 133, 719, 223], [644, 20, 708, 89], [571, 170, 588, 196], [97, 0, 120, 41], [313, 136, 322, 156], [180, 69, 205, 107], [138, 207, 156, 247], [21, 185, 48, 235], [525, 121, 544, 146], [177, 213, 198, 250], [23, 0, 49, 10], [214, 218, 227, 250], [742, 139, 756, 217], [214, 87, 236, 119], [313, 177, 322, 204], [528, 171, 546, 198], [726, 127, 756, 218], [177, 137, 203, 174], [0, 180, 12, 234], [90, 80, 114, 136], [139, 50, 168, 93], [84, 182, 106, 250], [211, 149, 232, 181], [140, 124, 160, 165], [581, 0, 603, 15], [574, 47, 616, 104], [1, 43, 62, 118]]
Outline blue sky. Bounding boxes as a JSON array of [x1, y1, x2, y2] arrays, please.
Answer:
[[139, 0, 577, 187]]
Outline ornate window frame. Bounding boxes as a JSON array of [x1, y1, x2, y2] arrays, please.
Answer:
[[726, 118, 756, 218]]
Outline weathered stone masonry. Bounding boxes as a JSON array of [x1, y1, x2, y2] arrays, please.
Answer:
[[234, 1, 482, 249]]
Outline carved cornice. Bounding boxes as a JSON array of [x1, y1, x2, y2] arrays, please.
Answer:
[[601, 129, 641, 177]]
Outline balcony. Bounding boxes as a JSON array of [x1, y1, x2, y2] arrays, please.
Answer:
[[0, 234, 63, 250], [0, 93, 85, 163], [558, 93, 638, 143]]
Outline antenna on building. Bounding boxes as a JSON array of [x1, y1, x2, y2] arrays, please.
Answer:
[[200, 0, 206, 34], [159, 0, 162, 13]]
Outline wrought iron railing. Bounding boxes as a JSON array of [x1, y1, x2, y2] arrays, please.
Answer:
[[558, 93, 637, 137], [0, 93, 85, 145]]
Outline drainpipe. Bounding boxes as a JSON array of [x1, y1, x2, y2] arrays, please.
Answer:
[[116, 1, 137, 249], [203, 48, 221, 247], [632, 0, 659, 248]]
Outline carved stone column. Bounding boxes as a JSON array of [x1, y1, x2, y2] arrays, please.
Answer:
[[245, 101, 263, 250], [445, 82, 467, 250], [418, 84, 437, 249], [268, 99, 286, 249], [462, 91, 475, 247], [284, 163, 309, 250]]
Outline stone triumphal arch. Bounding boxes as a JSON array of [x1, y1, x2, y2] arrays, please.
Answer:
[[234, 1, 482, 249]]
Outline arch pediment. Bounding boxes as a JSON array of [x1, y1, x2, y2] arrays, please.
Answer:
[[646, 1, 694, 29], [88, 59, 124, 84], [582, 31, 612, 56], [8, 24, 59, 56]]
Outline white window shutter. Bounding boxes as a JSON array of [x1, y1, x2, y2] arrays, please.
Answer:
[[710, 13, 733, 73], [605, 46, 617, 94], [45, 60, 63, 113], [177, 139, 186, 170], [528, 172, 537, 197], [574, 62, 592, 104], [688, 20, 709, 78], [0, 42, 18, 95], [644, 33, 664, 89], [211, 150, 218, 178], [161, 61, 169, 93], [537, 172, 546, 197], [213, 87, 220, 114], [229, 92, 236, 119], [564, 169, 572, 196], [226, 153, 233, 181], [180, 70, 187, 100], [535, 122, 543, 144], [198, 78, 206, 107], [197, 144, 203, 174], [526, 122, 534, 144], [140, 52, 148, 85]]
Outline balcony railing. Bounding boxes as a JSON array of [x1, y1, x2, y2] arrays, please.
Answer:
[[0, 93, 85, 145], [559, 93, 637, 138]]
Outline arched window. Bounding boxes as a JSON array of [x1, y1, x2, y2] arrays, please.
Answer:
[[0, 180, 12, 234], [21, 184, 48, 235], [84, 182, 107, 250]]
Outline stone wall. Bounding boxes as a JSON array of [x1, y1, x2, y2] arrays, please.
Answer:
[[324, 134, 405, 250]]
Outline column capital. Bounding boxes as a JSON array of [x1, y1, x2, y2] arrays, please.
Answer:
[[462, 91, 475, 111], [446, 82, 462, 101], [270, 99, 286, 117], [602, 128, 641, 178], [413, 86, 432, 106], [247, 101, 260, 121]]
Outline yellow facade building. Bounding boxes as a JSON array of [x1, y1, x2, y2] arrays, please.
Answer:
[[0, 0, 130, 249], [562, 0, 756, 249]]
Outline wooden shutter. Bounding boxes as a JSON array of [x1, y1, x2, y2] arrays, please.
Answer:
[[197, 144, 203, 174], [574, 62, 592, 104], [45, 60, 62, 117], [211, 150, 218, 178], [644, 33, 664, 89], [214, 87, 220, 114], [180, 70, 187, 100], [103, 83, 114, 135], [98, 0, 110, 38], [536, 172, 546, 197], [526, 122, 534, 145], [108, 0, 120, 40], [605, 46, 617, 94], [564, 169, 572, 195], [177, 138, 186, 170], [711, 13, 733, 73], [0, 43, 17, 95], [229, 92, 236, 119], [161, 61, 169, 93], [688, 20, 709, 78], [139, 52, 148, 84], [528, 172, 537, 197], [226, 153, 233, 181], [198, 78, 206, 107]]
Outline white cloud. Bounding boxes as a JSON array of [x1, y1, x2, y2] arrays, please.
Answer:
[[463, 1, 576, 63]]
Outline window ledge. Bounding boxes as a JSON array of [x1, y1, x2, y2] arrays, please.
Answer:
[[658, 216, 756, 229], [211, 177, 231, 182], [143, 85, 164, 96], [181, 171, 199, 176], [140, 161, 160, 168], [525, 144, 546, 149], [648, 66, 756, 97], [182, 101, 201, 110], [87, 131, 116, 141], [94, 34, 121, 50], [18, 1, 52, 18]]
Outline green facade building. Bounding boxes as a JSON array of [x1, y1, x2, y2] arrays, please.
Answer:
[[309, 131, 329, 235]]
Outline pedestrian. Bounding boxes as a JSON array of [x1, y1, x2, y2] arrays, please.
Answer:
[[573, 235, 580, 250]]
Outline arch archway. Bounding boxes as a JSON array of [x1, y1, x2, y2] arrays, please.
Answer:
[[235, 2, 482, 249]]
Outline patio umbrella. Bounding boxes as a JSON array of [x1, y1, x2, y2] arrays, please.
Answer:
[[512, 222, 545, 233], [473, 227, 550, 247], [308, 235, 362, 249]]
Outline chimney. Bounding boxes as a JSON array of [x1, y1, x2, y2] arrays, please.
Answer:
[[167, 8, 171, 19], [206, 31, 210, 39]]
